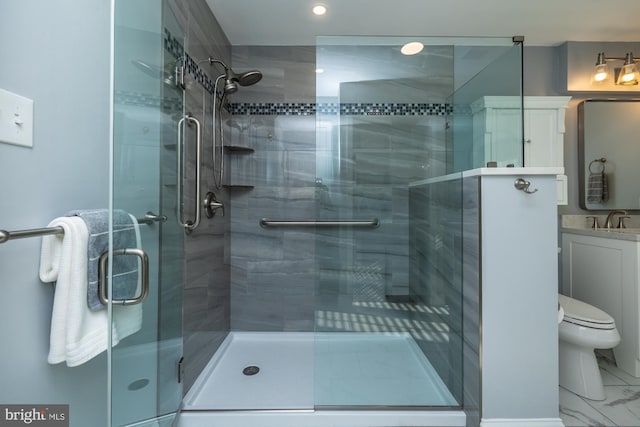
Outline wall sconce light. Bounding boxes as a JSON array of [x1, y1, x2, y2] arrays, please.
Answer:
[[618, 53, 640, 85], [593, 52, 640, 85]]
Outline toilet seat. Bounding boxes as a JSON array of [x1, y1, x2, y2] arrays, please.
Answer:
[[559, 294, 616, 330]]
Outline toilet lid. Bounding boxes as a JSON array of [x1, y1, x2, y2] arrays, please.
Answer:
[[558, 294, 615, 326]]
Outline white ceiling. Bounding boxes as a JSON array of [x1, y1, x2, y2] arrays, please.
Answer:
[[205, 0, 640, 46]]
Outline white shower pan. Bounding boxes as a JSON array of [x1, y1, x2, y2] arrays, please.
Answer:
[[176, 332, 465, 427]]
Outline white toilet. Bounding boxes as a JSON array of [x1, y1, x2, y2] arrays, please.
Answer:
[[558, 294, 620, 400]]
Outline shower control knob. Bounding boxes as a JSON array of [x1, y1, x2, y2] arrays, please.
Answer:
[[204, 192, 225, 218]]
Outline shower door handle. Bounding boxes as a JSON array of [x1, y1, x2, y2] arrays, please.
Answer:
[[98, 248, 150, 305], [177, 114, 202, 233]]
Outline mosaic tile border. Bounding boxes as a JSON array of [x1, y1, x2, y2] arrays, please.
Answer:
[[115, 90, 182, 111], [164, 28, 219, 96], [231, 102, 454, 116], [163, 28, 469, 117]]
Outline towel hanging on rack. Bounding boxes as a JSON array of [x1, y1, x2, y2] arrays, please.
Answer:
[[66, 209, 139, 311], [39, 213, 142, 367], [587, 158, 609, 204]]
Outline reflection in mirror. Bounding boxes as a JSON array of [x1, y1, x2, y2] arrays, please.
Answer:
[[579, 100, 640, 210]]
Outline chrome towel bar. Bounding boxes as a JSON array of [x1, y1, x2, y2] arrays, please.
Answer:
[[0, 211, 167, 244], [259, 218, 380, 228]]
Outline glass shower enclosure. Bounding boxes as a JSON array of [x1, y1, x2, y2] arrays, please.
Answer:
[[109, 1, 523, 420], [110, 0, 184, 425], [312, 36, 522, 410]]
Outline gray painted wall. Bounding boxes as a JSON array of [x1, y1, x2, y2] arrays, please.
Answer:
[[0, 1, 110, 426]]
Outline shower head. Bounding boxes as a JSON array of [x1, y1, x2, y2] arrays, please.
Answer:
[[208, 57, 262, 93], [229, 69, 263, 87]]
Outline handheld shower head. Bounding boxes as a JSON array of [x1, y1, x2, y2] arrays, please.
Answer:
[[223, 78, 239, 94]]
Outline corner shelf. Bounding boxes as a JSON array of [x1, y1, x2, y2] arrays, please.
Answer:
[[223, 184, 254, 190], [224, 145, 254, 154]]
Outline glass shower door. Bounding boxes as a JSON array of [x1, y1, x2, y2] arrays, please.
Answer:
[[110, 1, 184, 426], [313, 36, 521, 410], [314, 37, 461, 408]]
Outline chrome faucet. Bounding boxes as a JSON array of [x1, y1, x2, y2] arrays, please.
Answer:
[[605, 210, 628, 229]]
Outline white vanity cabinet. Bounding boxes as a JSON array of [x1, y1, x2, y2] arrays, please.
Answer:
[[472, 96, 571, 204], [562, 230, 640, 377]]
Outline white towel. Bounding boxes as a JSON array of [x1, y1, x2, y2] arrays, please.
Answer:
[[39, 216, 143, 367]]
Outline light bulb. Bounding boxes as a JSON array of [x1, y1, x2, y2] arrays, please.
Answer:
[[401, 42, 424, 56], [594, 68, 608, 82], [622, 68, 635, 82], [312, 4, 327, 16], [616, 53, 639, 85], [592, 53, 609, 84]]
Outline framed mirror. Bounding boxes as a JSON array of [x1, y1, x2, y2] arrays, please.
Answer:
[[578, 99, 640, 210]]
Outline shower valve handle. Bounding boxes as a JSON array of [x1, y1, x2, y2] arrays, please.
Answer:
[[204, 192, 225, 218]]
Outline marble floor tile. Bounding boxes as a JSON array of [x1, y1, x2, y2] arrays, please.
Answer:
[[584, 386, 640, 427], [560, 353, 640, 427], [598, 355, 640, 386], [559, 386, 617, 427], [601, 368, 628, 386]]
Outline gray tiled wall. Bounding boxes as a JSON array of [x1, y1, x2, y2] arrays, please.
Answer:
[[408, 175, 481, 425], [461, 176, 481, 427], [229, 45, 453, 332], [168, 0, 232, 394]]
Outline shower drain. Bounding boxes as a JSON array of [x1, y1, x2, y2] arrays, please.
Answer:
[[242, 365, 260, 376]]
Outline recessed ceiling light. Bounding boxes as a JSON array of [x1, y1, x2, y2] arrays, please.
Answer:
[[401, 42, 424, 56], [315, 68, 325, 73], [312, 4, 327, 16]]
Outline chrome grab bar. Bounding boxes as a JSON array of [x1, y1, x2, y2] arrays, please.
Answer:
[[0, 211, 167, 244], [259, 218, 380, 228], [177, 114, 202, 233], [98, 248, 149, 305]]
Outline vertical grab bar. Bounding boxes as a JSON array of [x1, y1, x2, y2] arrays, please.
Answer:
[[177, 114, 202, 233]]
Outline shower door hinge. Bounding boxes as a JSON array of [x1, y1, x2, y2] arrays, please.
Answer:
[[177, 356, 184, 383]]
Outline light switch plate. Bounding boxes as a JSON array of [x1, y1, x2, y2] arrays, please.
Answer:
[[0, 88, 34, 148]]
